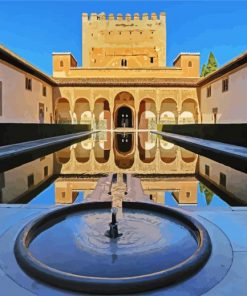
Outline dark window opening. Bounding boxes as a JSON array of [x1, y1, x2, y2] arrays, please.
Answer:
[[44, 166, 48, 177], [207, 86, 211, 97], [186, 192, 191, 198], [27, 174, 34, 188], [25, 77, 32, 90], [150, 57, 154, 64], [220, 173, 226, 187], [222, 78, 229, 92], [188, 61, 192, 67], [205, 164, 210, 176], [60, 60, 64, 67], [43, 86, 47, 96], [121, 59, 127, 67]]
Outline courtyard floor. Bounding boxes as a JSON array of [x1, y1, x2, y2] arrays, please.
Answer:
[[0, 204, 246, 295]]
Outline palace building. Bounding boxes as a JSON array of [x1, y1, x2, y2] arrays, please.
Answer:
[[0, 12, 246, 126], [52, 12, 201, 129]]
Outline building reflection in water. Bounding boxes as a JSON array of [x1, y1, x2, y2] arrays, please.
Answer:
[[0, 154, 54, 203], [198, 155, 247, 205], [1, 132, 246, 206], [55, 177, 99, 204], [141, 177, 198, 205], [114, 133, 135, 169], [54, 132, 199, 205], [55, 132, 198, 175]]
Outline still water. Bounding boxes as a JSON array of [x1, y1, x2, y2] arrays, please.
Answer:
[[1, 131, 246, 207]]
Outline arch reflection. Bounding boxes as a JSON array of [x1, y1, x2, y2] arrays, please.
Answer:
[[114, 133, 135, 169], [160, 139, 177, 163], [138, 132, 156, 163], [56, 132, 197, 174], [94, 132, 111, 163]]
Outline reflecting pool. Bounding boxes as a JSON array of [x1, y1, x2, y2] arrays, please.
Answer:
[[1, 131, 246, 207]]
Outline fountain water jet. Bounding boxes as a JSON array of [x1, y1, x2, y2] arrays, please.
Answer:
[[105, 207, 122, 239]]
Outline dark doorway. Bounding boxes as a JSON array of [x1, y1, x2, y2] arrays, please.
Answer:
[[212, 108, 218, 124], [39, 103, 45, 123], [213, 113, 217, 124], [116, 106, 133, 128]]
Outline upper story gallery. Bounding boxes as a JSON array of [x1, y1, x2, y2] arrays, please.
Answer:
[[0, 12, 246, 128]]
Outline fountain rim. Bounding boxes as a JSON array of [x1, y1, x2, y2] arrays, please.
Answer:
[[14, 201, 212, 294]]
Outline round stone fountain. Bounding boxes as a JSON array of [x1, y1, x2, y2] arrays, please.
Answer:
[[14, 202, 212, 294]]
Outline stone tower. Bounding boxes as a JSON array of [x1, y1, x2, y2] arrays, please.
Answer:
[[82, 12, 166, 68]]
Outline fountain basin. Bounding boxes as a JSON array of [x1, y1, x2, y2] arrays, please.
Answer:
[[14, 202, 212, 294]]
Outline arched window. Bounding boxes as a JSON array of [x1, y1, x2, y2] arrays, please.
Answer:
[[60, 60, 64, 67], [188, 61, 192, 67]]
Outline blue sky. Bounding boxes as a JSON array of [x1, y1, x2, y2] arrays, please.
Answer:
[[0, 1, 246, 75]]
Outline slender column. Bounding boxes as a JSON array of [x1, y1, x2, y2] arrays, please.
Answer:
[[156, 111, 160, 129], [196, 105, 201, 123], [70, 96, 76, 124], [176, 148, 182, 171], [136, 112, 139, 130], [177, 104, 182, 124], [109, 104, 114, 131]]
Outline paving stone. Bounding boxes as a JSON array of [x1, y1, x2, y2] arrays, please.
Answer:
[[196, 211, 247, 251], [0, 269, 35, 296], [203, 252, 247, 296]]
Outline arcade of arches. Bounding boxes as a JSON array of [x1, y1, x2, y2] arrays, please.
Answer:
[[54, 89, 200, 128]]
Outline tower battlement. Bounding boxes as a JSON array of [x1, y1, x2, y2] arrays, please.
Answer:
[[82, 12, 165, 21], [82, 11, 166, 68]]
